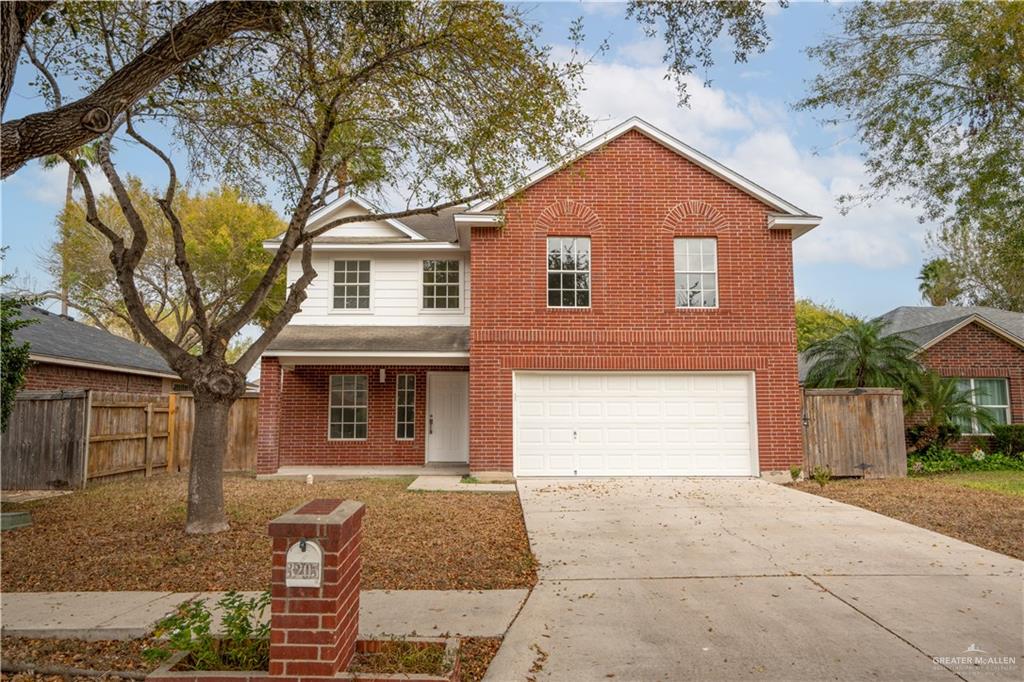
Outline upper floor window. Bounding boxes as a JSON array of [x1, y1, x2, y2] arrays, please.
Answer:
[[329, 375, 368, 440], [674, 238, 717, 308], [423, 260, 461, 310], [333, 260, 370, 310], [547, 237, 590, 308], [954, 378, 1010, 434]]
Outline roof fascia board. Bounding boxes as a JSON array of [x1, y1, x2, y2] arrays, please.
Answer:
[[468, 117, 810, 216], [29, 353, 178, 379], [266, 350, 469, 358], [262, 241, 461, 252], [912, 314, 1024, 353], [453, 213, 504, 227]]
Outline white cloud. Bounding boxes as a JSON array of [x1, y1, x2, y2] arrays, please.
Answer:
[[616, 39, 664, 66], [566, 55, 933, 269], [15, 162, 110, 205]]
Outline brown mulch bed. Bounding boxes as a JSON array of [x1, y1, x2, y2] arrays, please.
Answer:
[[0, 637, 502, 682], [0, 475, 535, 592], [792, 477, 1024, 560]]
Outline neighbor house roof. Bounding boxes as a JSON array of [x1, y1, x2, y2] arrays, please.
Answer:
[[265, 325, 469, 355], [798, 304, 1024, 382], [12, 305, 177, 379], [876, 305, 1024, 350], [461, 117, 821, 237]]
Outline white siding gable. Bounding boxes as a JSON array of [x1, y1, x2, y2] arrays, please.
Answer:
[[310, 203, 411, 239], [288, 251, 470, 326]]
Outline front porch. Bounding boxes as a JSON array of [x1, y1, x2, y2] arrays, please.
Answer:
[[256, 325, 471, 475]]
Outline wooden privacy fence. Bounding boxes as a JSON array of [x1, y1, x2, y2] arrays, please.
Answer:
[[2, 390, 259, 489], [803, 388, 907, 478]]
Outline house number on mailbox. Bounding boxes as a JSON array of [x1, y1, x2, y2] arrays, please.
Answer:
[[285, 540, 323, 588]]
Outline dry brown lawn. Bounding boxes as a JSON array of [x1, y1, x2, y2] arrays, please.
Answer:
[[793, 472, 1024, 560], [0, 474, 534, 592]]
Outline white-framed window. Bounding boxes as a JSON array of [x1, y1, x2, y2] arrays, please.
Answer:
[[422, 260, 461, 310], [547, 236, 590, 308], [955, 378, 1011, 435], [395, 374, 415, 440], [332, 260, 371, 310], [674, 238, 718, 308], [329, 375, 368, 440]]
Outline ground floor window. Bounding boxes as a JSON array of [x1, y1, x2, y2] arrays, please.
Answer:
[[396, 374, 415, 440], [329, 375, 368, 440], [955, 377, 1010, 434]]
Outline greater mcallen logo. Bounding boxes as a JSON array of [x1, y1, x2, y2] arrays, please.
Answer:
[[933, 644, 1017, 673]]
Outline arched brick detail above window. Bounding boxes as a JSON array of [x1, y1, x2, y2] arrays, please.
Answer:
[[662, 200, 729, 233], [535, 199, 603, 234]]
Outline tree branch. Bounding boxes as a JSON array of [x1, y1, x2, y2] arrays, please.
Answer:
[[1, 1, 53, 117], [1, 0, 285, 177]]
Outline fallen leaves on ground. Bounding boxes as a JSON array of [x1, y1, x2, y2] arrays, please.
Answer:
[[1, 475, 535, 592], [460, 638, 503, 682], [793, 476, 1024, 560], [0, 637, 159, 681]]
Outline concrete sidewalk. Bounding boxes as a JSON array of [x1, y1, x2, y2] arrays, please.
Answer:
[[407, 475, 516, 493], [1, 589, 528, 641]]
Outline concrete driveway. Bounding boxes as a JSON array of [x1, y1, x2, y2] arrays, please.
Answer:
[[485, 478, 1023, 681]]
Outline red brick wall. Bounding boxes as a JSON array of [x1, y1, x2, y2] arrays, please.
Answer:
[[257, 358, 468, 472], [469, 130, 803, 473], [918, 322, 1024, 453], [23, 361, 167, 393]]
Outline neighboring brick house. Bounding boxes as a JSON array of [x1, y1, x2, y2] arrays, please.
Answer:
[[12, 306, 177, 393], [257, 118, 821, 478], [877, 306, 1023, 452]]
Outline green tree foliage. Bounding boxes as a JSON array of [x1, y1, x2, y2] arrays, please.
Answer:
[[794, 298, 855, 351], [1, 252, 36, 433], [47, 180, 286, 351], [803, 318, 922, 403], [627, 1, 784, 104], [799, 2, 1024, 311], [917, 258, 964, 307]]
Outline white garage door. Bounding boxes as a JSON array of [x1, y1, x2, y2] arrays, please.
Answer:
[[514, 372, 756, 476]]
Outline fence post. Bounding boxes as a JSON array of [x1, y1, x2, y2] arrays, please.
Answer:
[[81, 390, 93, 489], [144, 402, 154, 478], [166, 394, 177, 473]]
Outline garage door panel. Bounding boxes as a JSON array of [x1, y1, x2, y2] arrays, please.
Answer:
[[514, 372, 755, 477]]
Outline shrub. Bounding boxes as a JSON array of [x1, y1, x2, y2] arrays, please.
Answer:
[[991, 424, 1024, 458], [146, 591, 270, 671], [906, 423, 960, 454], [789, 465, 802, 481], [907, 448, 1024, 475], [811, 465, 831, 488]]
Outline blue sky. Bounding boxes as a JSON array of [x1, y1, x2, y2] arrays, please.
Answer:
[[1, 1, 932, 319]]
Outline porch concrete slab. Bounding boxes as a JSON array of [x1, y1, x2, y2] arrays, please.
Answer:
[[257, 464, 468, 481], [0, 592, 197, 640], [485, 576, 958, 681], [407, 476, 516, 493], [815, 575, 1024, 682], [359, 589, 528, 637]]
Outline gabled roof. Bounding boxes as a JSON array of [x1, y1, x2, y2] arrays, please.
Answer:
[[12, 305, 177, 379], [464, 117, 820, 225], [877, 305, 1024, 351], [306, 194, 427, 240]]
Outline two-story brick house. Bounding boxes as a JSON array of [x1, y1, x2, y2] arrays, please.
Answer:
[[257, 118, 821, 478]]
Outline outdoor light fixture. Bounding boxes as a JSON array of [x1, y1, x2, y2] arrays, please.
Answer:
[[379, 368, 386, 384]]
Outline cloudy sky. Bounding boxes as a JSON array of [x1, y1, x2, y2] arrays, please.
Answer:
[[1, 1, 933, 317]]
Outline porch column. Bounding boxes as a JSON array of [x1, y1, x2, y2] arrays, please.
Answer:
[[256, 356, 282, 474]]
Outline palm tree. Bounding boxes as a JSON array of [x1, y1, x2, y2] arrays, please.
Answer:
[[40, 142, 101, 315], [917, 258, 963, 306], [908, 371, 995, 451], [803, 318, 922, 401]]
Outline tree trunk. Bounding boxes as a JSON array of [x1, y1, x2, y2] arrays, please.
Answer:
[[186, 396, 232, 534]]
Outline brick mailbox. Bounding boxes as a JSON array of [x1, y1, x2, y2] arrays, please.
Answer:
[[268, 498, 366, 678]]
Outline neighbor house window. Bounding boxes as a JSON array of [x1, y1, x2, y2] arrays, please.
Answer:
[[954, 378, 1010, 434], [395, 374, 415, 440], [333, 260, 370, 310], [547, 237, 590, 307], [422, 260, 461, 310], [674, 238, 718, 308], [329, 375, 368, 440]]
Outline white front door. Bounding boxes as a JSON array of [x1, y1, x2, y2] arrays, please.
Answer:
[[426, 372, 469, 463], [514, 372, 757, 476]]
